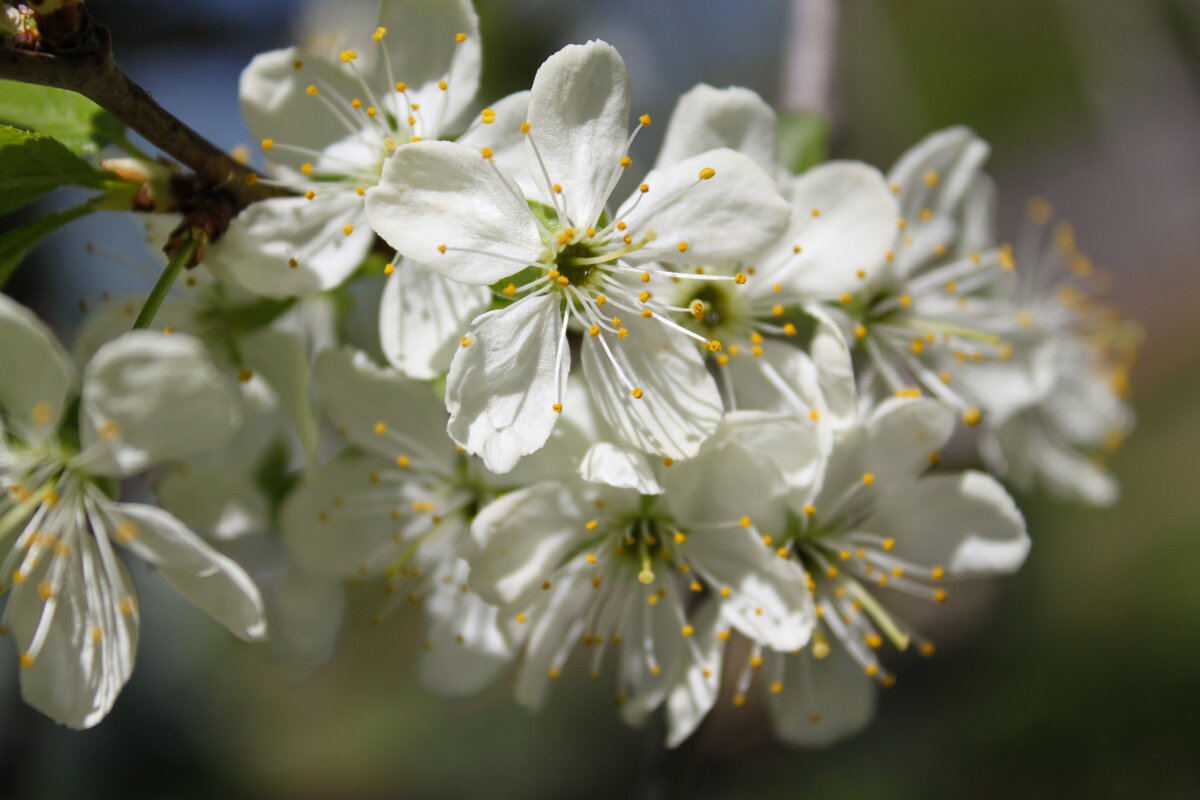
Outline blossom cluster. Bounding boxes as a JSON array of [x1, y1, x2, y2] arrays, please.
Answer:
[[0, 0, 1136, 746]]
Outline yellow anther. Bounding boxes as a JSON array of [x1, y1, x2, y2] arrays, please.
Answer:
[[677, 241, 688, 252], [762, 535, 773, 547], [437, 244, 447, 253], [19, 652, 34, 668], [911, 338, 924, 355], [962, 407, 983, 426], [716, 354, 729, 366], [865, 664, 880, 677], [690, 581, 702, 592], [898, 219, 908, 230], [772, 304, 784, 317], [740, 516, 751, 528], [293, 60, 304, 70], [553, 183, 562, 194], [552, 403, 562, 413], [396, 455, 411, 468], [638, 291, 651, 302], [620, 155, 632, 167], [455, 31, 467, 42], [751, 346, 763, 357], [840, 293, 852, 305], [631, 387, 644, 399], [374, 421, 388, 435], [732, 693, 746, 707], [862, 473, 875, 485], [899, 294, 912, 308], [383, 263, 395, 275], [351, 98, 362, 109], [617, 221, 628, 232], [854, 325, 867, 339], [260, 138, 274, 151], [119, 597, 136, 616], [617, 327, 629, 339], [809, 409, 820, 421], [343, 224, 354, 236], [460, 336, 472, 347], [663, 457, 674, 467], [438, 80, 448, 91], [882, 538, 895, 551], [698, 166, 716, 181], [588, 325, 600, 337], [31, 401, 53, 424], [682, 625, 694, 637], [720, 588, 731, 598], [340, 49, 357, 63], [750, 332, 764, 344], [934, 589, 948, 603], [304, 189, 316, 200], [920, 208, 933, 221], [924, 170, 940, 187], [288, 258, 300, 269], [931, 566, 945, 580], [411, 136, 422, 142], [502, 283, 517, 297], [243, 172, 258, 186], [394, 81, 408, 93], [306, 84, 318, 96], [811, 208, 821, 218], [301, 162, 313, 175], [639, 183, 650, 193], [520, 121, 531, 133], [623, 235, 633, 245], [707, 340, 722, 352]]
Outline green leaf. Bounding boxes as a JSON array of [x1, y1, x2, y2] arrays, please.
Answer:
[[0, 203, 95, 287], [0, 80, 126, 155], [777, 110, 830, 175], [0, 125, 109, 214]]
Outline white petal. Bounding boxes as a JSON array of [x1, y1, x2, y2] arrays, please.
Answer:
[[709, 411, 825, 504], [872, 471, 1030, 576], [578, 441, 663, 494], [314, 347, 456, 470], [662, 421, 792, 531], [373, 0, 481, 137], [461, 482, 590, 607], [664, 601, 724, 748], [757, 162, 899, 298], [512, 564, 593, 711], [367, 140, 543, 284], [581, 311, 722, 461], [456, 91, 538, 198], [419, 560, 514, 697], [280, 456, 410, 577], [239, 326, 321, 467], [205, 192, 373, 299], [81, 332, 242, 475], [767, 646, 877, 747], [104, 500, 267, 641], [1028, 432, 1119, 506], [655, 84, 778, 175], [621, 149, 790, 265], [239, 46, 365, 172], [526, 41, 630, 227], [445, 294, 567, 473], [378, 258, 490, 380], [806, 303, 858, 427], [7, 538, 137, 729], [154, 461, 271, 540], [0, 293, 75, 444], [887, 126, 992, 281], [683, 522, 814, 652]]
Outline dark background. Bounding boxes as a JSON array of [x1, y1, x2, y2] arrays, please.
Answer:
[[2, 0, 1199, 797]]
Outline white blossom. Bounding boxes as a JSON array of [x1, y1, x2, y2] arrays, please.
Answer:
[[0, 296, 266, 728], [366, 41, 791, 472]]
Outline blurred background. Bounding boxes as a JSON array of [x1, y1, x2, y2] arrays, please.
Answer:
[[3, 0, 1200, 797]]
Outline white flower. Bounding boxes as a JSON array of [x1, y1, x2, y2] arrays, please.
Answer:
[[365, 41, 791, 472], [73, 281, 334, 539], [974, 205, 1139, 505], [206, 0, 483, 298], [280, 347, 541, 695], [652, 85, 898, 433], [462, 413, 819, 746], [0, 296, 266, 728], [813, 127, 1046, 428], [748, 398, 1030, 746]]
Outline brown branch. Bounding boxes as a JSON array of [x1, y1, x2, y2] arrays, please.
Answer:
[[0, 10, 287, 212]]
